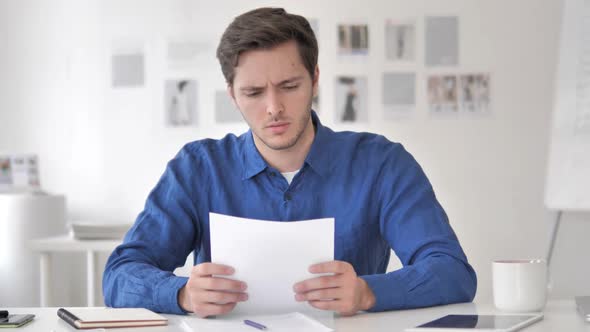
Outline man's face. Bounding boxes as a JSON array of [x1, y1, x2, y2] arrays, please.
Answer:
[[229, 40, 318, 151]]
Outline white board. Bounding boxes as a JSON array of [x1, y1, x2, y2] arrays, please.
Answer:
[[545, 0, 590, 210]]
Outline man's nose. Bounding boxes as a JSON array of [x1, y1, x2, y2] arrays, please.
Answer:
[[266, 90, 284, 117]]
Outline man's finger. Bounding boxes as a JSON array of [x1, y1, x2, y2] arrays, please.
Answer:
[[193, 263, 235, 277], [293, 275, 340, 293], [307, 299, 339, 311], [309, 260, 350, 274], [309, 299, 356, 315], [193, 289, 248, 304], [193, 302, 237, 318], [295, 287, 340, 302], [198, 276, 247, 292]]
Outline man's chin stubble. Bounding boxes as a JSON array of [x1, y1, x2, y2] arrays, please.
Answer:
[[261, 137, 298, 151]]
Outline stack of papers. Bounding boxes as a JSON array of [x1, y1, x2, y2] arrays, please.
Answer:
[[70, 222, 131, 240], [181, 312, 333, 332]]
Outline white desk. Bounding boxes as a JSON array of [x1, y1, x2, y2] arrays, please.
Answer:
[[28, 236, 121, 307], [5, 300, 589, 331]]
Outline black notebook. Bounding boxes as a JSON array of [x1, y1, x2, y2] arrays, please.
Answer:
[[0, 314, 35, 328], [57, 308, 167, 329]]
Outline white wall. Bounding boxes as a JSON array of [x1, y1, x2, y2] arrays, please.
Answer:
[[1, 0, 589, 307]]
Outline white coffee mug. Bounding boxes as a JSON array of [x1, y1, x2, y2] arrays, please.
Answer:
[[492, 259, 548, 312]]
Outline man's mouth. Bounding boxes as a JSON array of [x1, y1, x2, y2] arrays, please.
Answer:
[[266, 122, 289, 134]]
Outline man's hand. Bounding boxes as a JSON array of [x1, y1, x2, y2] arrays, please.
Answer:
[[293, 260, 376, 316], [178, 263, 248, 318]]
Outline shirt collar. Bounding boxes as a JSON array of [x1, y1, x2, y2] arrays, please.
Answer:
[[241, 110, 333, 180], [304, 111, 333, 178], [241, 129, 268, 180]]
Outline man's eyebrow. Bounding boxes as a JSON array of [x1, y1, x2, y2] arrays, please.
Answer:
[[240, 86, 264, 92], [276, 76, 304, 85], [239, 76, 304, 91], [240, 85, 264, 91]]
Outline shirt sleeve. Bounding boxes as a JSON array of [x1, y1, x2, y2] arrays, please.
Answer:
[[103, 146, 201, 314], [360, 144, 477, 312]]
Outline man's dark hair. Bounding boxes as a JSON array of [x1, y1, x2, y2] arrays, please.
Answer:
[[216, 7, 318, 86]]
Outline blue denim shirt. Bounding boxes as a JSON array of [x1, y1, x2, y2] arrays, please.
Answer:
[[103, 111, 477, 314]]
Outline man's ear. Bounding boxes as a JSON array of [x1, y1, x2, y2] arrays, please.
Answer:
[[312, 66, 320, 97]]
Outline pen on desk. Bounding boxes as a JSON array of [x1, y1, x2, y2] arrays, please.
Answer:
[[244, 319, 267, 330]]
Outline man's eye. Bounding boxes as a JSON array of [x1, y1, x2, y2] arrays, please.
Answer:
[[246, 91, 261, 97], [284, 85, 299, 90]]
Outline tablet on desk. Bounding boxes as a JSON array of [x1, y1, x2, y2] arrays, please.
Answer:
[[406, 313, 543, 332]]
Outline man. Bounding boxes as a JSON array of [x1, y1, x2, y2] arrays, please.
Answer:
[[103, 7, 477, 318]]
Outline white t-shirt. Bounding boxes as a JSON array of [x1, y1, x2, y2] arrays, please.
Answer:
[[281, 169, 300, 185]]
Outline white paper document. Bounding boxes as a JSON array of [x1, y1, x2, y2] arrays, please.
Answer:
[[209, 213, 335, 315], [181, 312, 334, 332]]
